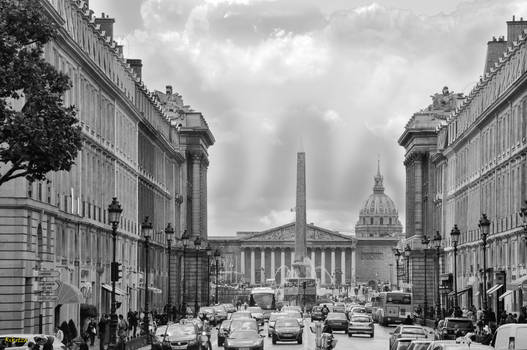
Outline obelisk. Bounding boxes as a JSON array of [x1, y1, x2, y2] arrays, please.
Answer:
[[294, 152, 307, 277]]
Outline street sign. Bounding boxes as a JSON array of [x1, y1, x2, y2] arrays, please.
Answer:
[[36, 295, 58, 302], [37, 270, 60, 278]]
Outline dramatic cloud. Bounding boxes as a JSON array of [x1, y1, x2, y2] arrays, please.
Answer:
[[91, 0, 527, 236]]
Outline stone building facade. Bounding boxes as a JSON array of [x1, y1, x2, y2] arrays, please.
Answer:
[[399, 17, 527, 315], [0, 0, 213, 334], [355, 165, 402, 286]]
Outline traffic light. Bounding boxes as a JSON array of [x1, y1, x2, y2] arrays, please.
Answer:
[[111, 262, 123, 281]]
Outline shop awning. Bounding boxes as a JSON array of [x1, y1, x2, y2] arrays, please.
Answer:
[[511, 275, 527, 287], [448, 286, 472, 297], [148, 286, 162, 294], [57, 281, 84, 304], [499, 290, 513, 301], [102, 283, 127, 296], [486, 284, 503, 295]]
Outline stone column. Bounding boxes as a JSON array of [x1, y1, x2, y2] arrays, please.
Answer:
[[201, 162, 208, 239], [240, 249, 245, 277], [191, 154, 201, 236], [291, 251, 295, 270], [331, 249, 336, 283], [321, 250, 326, 285], [270, 250, 275, 282], [250, 249, 255, 285], [281, 249, 286, 283], [414, 154, 424, 237], [261, 249, 266, 284], [341, 249, 346, 284], [311, 250, 316, 279], [351, 249, 356, 282]]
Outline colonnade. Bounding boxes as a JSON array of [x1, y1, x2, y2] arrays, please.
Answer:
[[239, 246, 356, 286]]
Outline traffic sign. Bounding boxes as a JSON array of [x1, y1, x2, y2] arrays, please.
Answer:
[[36, 295, 58, 302], [37, 270, 60, 278]]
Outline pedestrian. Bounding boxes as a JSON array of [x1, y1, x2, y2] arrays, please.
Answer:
[[403, 315, 414, 325], [118, 315, 128, 341], [87, 318, 97, 346], [476, 308, 483, 323], [43, 336, 53, 350], [55, 327, 64, 343], [98, 315, 107, 350], [132, 311, 138, 337], [519, 307, 527, 323]]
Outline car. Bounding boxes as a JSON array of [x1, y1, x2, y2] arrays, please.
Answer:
[[221, 304, 237, 313], [434, 318, 474, 340], [334, 303, 346, 313], [229, 318, 259, 333], [348, 314, 374, 338], [223, 330, 264, 350], [311, 306, 325, 321], [217, 320, 231, 347], [230, 311, 252, 320], [247, 307, 265, 326], [389, 325, 428, 349], [282, 305, 303, 317], [268, 313, 289, 337], [284, 311, 303, 327], [198, 307, 216, 324], [324, 312, 349, 333], [427, 343, 491, 350], [213, 305, 229, 323], [350, 306, 368, 315], [493, 323, 527, 350], [425, 340, 458, 350], [407, 340, 432, 350], [272, 318, 303, 345], [364, 303, 373, 315], [0, 334, 65, 350], [152, 323, 200, 350], [391, 338, 418, 350]]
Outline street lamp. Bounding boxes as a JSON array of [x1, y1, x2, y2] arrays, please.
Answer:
[[421, 235, 430, 323], [107, 197, 122, 348], [165, 223, 175, 321], [404, 244, 411, 284], [432, 231, 442, 320], [450, 224, 461, 309], [478, 214, 490, 312], [205, 243, 212, 305], [181, 230, 190, 315], [194, 236, 202, 316], [141, 217, 153, 343], [393, 248, 401, 290], [214, 250, 221, 304]]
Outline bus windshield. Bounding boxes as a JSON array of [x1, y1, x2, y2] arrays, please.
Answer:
[[386, 293, 411, 304], [250, 293, 275, 309]]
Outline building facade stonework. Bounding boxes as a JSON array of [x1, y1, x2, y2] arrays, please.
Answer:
[[400, 17, 527, 315], [0, 0, 213, 334]]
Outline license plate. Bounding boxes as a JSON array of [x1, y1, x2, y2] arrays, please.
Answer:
[[173, 346, 186, 350], [283, 334, 292, 337], [238, 348, 251, 350]]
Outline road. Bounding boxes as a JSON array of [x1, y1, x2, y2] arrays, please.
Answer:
[[210, 319, 397, 350]]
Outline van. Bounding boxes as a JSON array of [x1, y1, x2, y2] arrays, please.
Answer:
[[493, 324, 527, 350]]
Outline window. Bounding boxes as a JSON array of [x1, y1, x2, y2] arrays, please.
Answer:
[[380, 218, 383, 225], [370, 218, 374, 225]]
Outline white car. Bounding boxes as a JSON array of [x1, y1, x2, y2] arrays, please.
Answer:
[[0, 334, 65, 350]]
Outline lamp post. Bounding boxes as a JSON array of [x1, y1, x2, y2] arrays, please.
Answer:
[[141, 217, 153, 343], [205, 243, 212, 305], [165, 223, 175, 321], [194, 236, 202, 316], [433, 231, 442, 320], [479, 214, 490, 312], [450, 224, 461, 309], [108, 197, 122, 348], [422, 235, 430, 323], [393, 248, 401, 290], [181, 230, 190, 314], [404, 244, 411, 285], [214, 250, 221, 304]]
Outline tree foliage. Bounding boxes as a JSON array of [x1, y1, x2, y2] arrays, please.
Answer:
[[0, 0, 82, 187]]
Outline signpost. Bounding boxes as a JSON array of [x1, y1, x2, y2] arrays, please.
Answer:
[[34, 268, 60, 333]]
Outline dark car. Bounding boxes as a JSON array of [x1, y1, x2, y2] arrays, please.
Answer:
[[311, 306, 324, 321], [272, 318, 303, 344], [348, 314, 374, 338], [434, 318, 474, 340], [389, 325, 428, 349], [268, 313, 289, 337], [153, 323, 199, 350], [324, 312, 349, 333], [214, 305, 229, 323], [217, 320, 231, 347], [223, 330, 264, 350], [247, 307, 265, 326]]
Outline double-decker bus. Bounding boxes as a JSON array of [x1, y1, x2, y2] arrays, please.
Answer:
[[373, 291, 413, 326], [249, 287, 276, 320]]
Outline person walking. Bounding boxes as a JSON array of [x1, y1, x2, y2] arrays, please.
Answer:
[[118, 315, 128, 342], [518, 307, 527, 323], [98, 315, 107, 350], [87, 318, 97, 346]]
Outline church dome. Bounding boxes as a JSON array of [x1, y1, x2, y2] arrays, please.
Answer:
[[360, 192, 398, 216]]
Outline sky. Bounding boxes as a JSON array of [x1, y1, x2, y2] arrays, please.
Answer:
[[90, 0, 527, 236]]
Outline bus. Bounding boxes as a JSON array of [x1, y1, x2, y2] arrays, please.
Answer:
[[372, 291, 413, 326], [249, 287, 276, 320]]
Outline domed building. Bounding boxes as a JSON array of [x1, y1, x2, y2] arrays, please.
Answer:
[[354, 163, 402, 286]]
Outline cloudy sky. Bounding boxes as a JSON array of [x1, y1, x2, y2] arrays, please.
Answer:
[[91, 0, 527, 236]]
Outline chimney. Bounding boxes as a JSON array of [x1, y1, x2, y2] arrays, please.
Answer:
[[507, 15, 527, 46], [166, 85, 173, 95], [126, 59, 143, 80], [94, 12, 115, 41], [484, 36, 508, 74]]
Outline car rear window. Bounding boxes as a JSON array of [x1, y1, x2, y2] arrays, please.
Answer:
[[351, 316, 371, 323], [327, 313, 347, 320], [402, 328, 426, 335], [397, 341, 412, 350], [445, 320, 473, 329]]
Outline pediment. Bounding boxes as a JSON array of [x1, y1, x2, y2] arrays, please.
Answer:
[[242, 223, 353, 242]]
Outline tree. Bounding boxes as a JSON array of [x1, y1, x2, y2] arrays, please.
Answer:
[[0, 0, 82, 187]]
